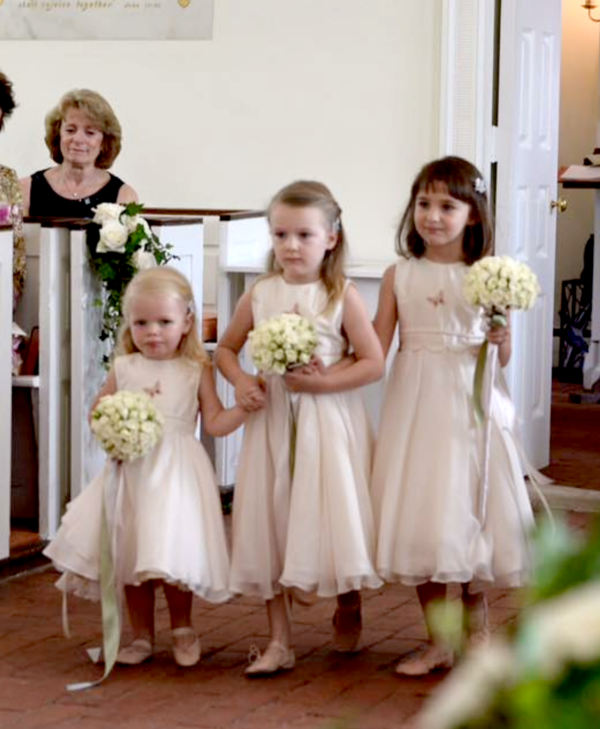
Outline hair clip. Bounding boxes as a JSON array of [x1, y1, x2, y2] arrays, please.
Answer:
[[474, 177, 487, 194], [332, 218, 341, 233], [188, 300, 196, 314]]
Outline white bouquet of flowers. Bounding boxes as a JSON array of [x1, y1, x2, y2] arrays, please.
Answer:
[[463, 255, 540, 317], [463, 256, 540, 421], [91, 202, 175, 366], [91, 390, 163, 461], [249, 313, 318, 375]]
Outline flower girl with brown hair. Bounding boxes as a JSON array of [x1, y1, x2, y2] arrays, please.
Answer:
[[371, 156, 534, 676]]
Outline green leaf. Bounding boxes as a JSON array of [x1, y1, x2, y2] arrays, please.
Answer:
[[123, 202, 144, 217]]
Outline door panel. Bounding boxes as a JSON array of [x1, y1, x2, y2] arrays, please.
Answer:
[[496, 0, 562, 468]]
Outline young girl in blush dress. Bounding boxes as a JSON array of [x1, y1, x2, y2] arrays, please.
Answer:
[[45, 267, 247, 669], [215, 180, 384, 676], [371, 157, 534, 676]]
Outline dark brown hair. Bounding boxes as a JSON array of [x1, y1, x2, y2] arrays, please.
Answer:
[[266, 180, 347, 310], [0, 72, 16, 131], [44, 89, 122, 169], [396, 156, 493, 264]]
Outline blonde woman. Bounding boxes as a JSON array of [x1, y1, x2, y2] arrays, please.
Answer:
[[20, 88, 137, 217]]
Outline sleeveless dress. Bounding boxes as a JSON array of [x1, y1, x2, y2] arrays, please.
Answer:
[[230, 275, 382, 600], [28, 169, 125, 217], [43, 354, 231, 603], [371, 258, 534, 588]]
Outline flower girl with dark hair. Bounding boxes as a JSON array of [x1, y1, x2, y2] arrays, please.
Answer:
[[372, 156, 534, 675]]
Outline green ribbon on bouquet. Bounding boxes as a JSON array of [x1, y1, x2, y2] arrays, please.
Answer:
[[67, 480, 121, 691], [473, 312, 507, 424]]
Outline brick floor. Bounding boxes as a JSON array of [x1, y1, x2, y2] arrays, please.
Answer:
[[0, 511, 592, 729]]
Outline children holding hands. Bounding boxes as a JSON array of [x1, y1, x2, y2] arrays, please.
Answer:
[[45, 267, 247, 669], [215, 180, 384, 675], [46, 160, 535, 686]]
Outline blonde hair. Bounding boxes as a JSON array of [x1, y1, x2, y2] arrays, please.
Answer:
[[266, 180, 347, 312], [116, 267, 209, 366], [44, 89, 122, 169]]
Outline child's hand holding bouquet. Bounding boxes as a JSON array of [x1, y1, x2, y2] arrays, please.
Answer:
[[463, 256, 540, 421], [91, 390, 163, 461], [249, 312, 318, 376]]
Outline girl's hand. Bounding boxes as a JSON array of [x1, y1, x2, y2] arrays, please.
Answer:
[[283, 367, 327, 394], [283, 355, 355, 393], [486, 312, 512, 367], [290, 355, 326, 376], [486, 322, 510, 347], [235, 372, 266, 411]]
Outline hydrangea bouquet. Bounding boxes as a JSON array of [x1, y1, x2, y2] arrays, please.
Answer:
[[90, 203, 175, 364], [463, 256, 540, 421], [91, 390, 163, 461], [249, 312, 318, 375]]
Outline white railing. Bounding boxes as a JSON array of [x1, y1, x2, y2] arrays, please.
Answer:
[[0, 226, 13, 559]]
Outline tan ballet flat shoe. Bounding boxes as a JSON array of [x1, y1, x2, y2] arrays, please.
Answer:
[[245, 641, 295, 677], [332, 606, 362, 653], [116, 638, 153, 665], [395, 643, 454, 676], [172, 627, 201, 667]]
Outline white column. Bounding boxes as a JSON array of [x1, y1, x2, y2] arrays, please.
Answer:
[[0, 227, 13, 560]]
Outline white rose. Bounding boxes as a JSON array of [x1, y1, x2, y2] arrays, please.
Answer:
[[96, 221, 129, 253], [93, 203, 125, 226], [133, 248, 157, 271]]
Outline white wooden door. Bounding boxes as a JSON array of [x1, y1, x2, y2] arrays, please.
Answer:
[[495, 0, 562, 468]]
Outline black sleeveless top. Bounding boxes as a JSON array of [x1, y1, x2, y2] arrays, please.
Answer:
[[28, 169, 126, 218]]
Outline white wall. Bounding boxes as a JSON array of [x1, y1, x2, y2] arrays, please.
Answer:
[[556, 3, 599, 332], [0, 0, 442, 262]]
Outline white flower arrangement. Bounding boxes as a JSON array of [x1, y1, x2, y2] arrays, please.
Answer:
[[91, 390, 163, 462], [249, 312, 318, 375], [91, 203, 175, 365], [463, 255, 540, 316], [463, 256, 540, 421]]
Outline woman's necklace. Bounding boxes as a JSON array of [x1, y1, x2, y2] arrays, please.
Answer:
[[60, 168, 103, 199]]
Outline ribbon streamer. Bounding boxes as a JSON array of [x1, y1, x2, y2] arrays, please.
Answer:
[[478, 343, 497, 526], [67, 464, 122, 691]]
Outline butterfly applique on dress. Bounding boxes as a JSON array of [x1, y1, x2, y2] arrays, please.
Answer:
[[426, 290, 445, 308], [143, 380, 162, 398]]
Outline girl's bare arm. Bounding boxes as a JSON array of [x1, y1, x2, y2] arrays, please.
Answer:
[[373, 265, 399, 357], [214, 292, 266, 411], [88, 368, 117, 423], [198, 364, 248, 436]]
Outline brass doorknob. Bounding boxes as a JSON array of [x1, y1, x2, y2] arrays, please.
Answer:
[[551, 198, 568, 213]]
